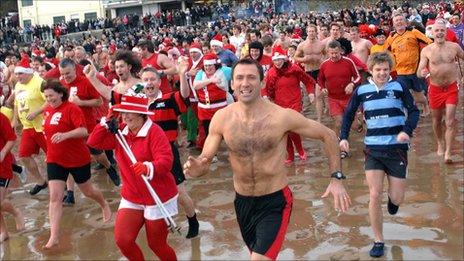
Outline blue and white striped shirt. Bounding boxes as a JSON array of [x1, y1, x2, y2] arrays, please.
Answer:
[[340, 79, 419, 150]]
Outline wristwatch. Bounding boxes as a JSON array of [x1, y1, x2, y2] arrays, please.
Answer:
[[331, 171, 346, 180]]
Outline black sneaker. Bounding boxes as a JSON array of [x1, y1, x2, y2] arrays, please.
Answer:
[[388, 197, 399, 215], [106, 165, 120, 186], [29, 183, 48, 195], [369, 242, 385, 257], [63, 191, 75, 206]]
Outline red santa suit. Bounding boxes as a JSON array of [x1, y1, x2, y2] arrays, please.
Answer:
[[264, 46, 316, 163], [187, 43, 206, 148], [193, 53, 228, 135]]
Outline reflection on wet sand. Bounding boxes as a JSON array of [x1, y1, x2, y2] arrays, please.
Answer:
[[2, 93, 463, 260]]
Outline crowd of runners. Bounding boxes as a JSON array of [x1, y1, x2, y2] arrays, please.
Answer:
[[1, 0, 463, 260]]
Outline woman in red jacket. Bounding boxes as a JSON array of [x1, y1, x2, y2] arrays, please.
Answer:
[[263, 45, 316, 165], [41, 80, 111, 249], [88, 93, 178, 261]]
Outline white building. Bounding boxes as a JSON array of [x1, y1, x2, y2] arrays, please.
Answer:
[[17, 0, 106, 27], [102, 0, 189, 19]]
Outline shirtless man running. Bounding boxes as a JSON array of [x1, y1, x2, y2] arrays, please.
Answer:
[[184, 58, 351, 260], [294, 24, 326, 121], [417, 20, 464, 163], [350, 26, 373, 65]]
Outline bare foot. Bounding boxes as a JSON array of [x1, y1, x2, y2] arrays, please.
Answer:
[[102, 203, 112, 223], [43, 238, 59, 249], [437, 143, 445, 156], [14, 210, 25, 231], [444, 153, 453, 164], [0, 232, 9, 242]]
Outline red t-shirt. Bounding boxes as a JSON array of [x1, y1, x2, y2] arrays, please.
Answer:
[[60, 75, 101, 132], [0, 113, 16, 179], [43, 101, 91, 167], [318, 57, 362, 100]]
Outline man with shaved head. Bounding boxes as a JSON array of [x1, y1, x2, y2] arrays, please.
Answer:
[[417, 19, 464, 163]]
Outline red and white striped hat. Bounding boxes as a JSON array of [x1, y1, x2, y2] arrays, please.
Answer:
[[271, 45, 288, 61], [189, 42, 202, 54], [210, 33, 223, 47], [203, 53, 220, 66], [113, 94, 154, 115]]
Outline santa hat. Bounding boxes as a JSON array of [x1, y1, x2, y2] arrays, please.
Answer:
[[14, 55, 33, 74], [112, 93, 153, 115], [31, 49, 41, 57], [291, 33, 302, 42], [210, 33, 223, 47], [271, 45, 288, 61], [203, 53, 220, 66], [189, 42, 202, 54]]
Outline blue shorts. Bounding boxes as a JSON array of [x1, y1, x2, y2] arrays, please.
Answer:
[[396, 74, 426, 93]]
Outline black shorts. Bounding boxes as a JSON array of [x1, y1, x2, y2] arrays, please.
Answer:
[[306, 69, 319, 80], [47, 163, 91, 184], [234, 186, 293, 260], [170, 142, 185, 185], [396, 74, 426, 93], [364, 149, 408, 179], [0, 178, 10, 188]]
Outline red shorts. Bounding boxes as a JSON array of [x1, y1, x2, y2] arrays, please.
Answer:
[[328, 97, 350, 117], [428, 82, 459, 110], [19, 128, 47, 157]]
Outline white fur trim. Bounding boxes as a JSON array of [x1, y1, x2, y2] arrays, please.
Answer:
[[210, 39, 223, 47], [143, 161, 154, 180], [189, 48, 202, 54], [14, 66, 33, 74], [99, 117, 109, 129], [272, 54, 287, 61], [203, 59, 219, 65]]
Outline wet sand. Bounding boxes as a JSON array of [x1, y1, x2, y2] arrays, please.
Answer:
[[1, 93, 463, 260]]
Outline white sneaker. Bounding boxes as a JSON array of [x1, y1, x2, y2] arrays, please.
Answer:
[[17, 166, 28, 184]]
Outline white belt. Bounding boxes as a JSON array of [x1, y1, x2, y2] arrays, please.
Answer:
[[198, 100, 228, 109]]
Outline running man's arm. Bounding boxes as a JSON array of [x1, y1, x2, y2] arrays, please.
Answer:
[[399, 84, 420, 137], [183, 109, 224, 178], [83, 64, 111, 100], [293, 43, 308, 63], [416, 47, 430, 78], [178, 58, 191, 99], [456, 43, 464, 60], [158, 53, 178, 75], [284, 108, 351, 212], [286, 109, 340, 173]]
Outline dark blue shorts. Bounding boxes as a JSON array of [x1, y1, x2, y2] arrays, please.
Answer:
[[396, 74, 426, 93]]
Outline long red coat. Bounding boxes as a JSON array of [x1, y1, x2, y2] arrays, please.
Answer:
[[263, 62, 315, 112]]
